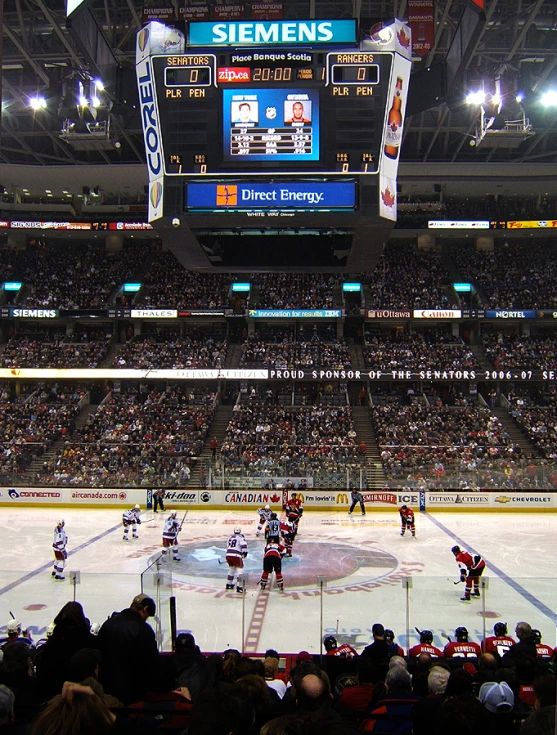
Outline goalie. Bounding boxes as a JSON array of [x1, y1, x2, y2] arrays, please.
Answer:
[[451, 545, 486, 602]]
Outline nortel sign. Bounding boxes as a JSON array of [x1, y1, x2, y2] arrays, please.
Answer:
[[188, 20, 357, 46]]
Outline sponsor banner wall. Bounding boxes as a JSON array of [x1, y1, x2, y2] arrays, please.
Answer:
[[1, 488, 555, 510], [0, 487, 146, 506]]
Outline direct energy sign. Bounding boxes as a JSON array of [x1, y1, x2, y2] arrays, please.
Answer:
[[186, 182, 356, 210]]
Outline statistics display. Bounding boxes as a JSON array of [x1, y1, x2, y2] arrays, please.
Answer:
[[150, 50, 391, 177], [223, 88, 320, 161]]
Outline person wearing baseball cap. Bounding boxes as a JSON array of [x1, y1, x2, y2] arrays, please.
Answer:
[[97, 594, 158, 705]]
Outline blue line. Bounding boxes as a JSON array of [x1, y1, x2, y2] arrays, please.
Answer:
[[426, 513, 557, 625], [0, 523, 122, 597]]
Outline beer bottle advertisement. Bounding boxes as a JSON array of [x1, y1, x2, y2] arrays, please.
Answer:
[[384, 77, 403, 159]]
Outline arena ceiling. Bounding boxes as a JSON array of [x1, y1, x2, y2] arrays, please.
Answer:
[[2, 0, 557, 177]]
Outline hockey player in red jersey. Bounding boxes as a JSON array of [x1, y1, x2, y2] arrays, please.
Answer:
[[283, 492, 303, 534], [280, 518, 296, 557], [259, 538, 285, 593], [323, 635, 358, 658], [225, 527, 248, 593], [532, 629, 554, 658], [399, 505, 416, 537], [481, 622, 516, 657], [408, 630, 444, 658], [443, 627, 481, 658], [451, 544, 486, 601]]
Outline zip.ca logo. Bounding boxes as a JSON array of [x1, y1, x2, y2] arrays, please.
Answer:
[[218, 68, 251, 83]]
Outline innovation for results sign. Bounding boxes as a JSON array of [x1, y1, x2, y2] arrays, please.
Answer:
[[188, 19, 357, 46], [187, 182, 356, 210]]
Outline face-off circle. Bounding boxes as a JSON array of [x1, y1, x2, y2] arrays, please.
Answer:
[[170, 537, 399, 591]]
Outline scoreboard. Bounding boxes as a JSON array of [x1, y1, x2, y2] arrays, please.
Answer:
[[136, 19, 412, 268], [152, 49, 390, 177]]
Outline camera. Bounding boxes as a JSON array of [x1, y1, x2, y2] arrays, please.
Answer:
[[172, 217, 180, 228]]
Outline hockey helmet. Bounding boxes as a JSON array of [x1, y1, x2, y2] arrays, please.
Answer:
[[265, 505, 270, 510], [270, 512, 278, 520], [170, 511, 177, 518], [531, 629, 542, 644], [451, 545, 461, 555], [455, 626, 469, 642], [419, 629, 433, 644], [7, 620, 21, 634], [134, 504, 140, 510], [234, 526, 241, 534], [400, 505, 407, 511], [323, 635, 337, 651], [493, 622, 508, 637], [384, 629, 395, 643], [57, 519, 65, 527]]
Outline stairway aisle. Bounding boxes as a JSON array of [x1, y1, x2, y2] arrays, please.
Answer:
[[351, 406, 388, 489], [190, 404, 234, 488]]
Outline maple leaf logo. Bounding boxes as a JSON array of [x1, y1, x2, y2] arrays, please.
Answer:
[[271, 493, 281, 503], [381, 187, 395, 207], [390, 121, 399, 132], [397, 28, 410, 48]]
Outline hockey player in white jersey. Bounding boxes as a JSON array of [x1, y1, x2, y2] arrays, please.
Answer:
[[225, 527, 248, 593], [52, 519, 68, 580], [256, 505, 273, 537], [122, 504, 141, 541], [162, 511, 181, 561]]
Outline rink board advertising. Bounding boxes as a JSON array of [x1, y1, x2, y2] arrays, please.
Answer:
[[2, 488, 556, 510]]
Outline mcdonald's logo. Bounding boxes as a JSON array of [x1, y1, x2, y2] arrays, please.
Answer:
[[336, 493, 348, 504]]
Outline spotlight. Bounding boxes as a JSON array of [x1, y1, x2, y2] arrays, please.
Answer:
[[541, 90, 557, 106], [466, 90, 486, 105], [29, 96, 46, 110]]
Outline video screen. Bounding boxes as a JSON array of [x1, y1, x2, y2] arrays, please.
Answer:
[[223, 88, 320, 162]]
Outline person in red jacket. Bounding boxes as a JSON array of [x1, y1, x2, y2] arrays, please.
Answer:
[[481, 622, 515, 657], [409, 630, 444, 658], [323, 635, 358, 658], [399, 505, 416, 538], [451, 544, 486, 601], [443, 627, 481, 658], [532, 629, 554, 658]]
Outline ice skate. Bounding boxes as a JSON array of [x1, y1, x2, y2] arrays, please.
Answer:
[[54, 574, 65, 580], [236, 585, 244, 594], [226, 583, 234, 590]]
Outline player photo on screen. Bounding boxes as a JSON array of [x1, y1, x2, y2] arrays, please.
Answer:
[[231, 100, 258, 125], [223, 88, 319, 162], [284, 99, 312, 125]]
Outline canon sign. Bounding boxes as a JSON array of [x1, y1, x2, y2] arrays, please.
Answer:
[[218, 67, 251, 82]]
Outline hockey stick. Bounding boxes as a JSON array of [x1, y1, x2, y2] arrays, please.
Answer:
[[441, 633, 452, 642], [454, 579, 464, 585], [9, 611, 15, 619]]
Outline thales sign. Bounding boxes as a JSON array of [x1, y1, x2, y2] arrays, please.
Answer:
[[189, 20, 357, 46]]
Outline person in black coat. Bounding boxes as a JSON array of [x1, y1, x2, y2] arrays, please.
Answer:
[[97, 593, 159, 705], [174, 633, 216, 702], [35, 601, 100, 699], [502, 622, 537, 668]]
